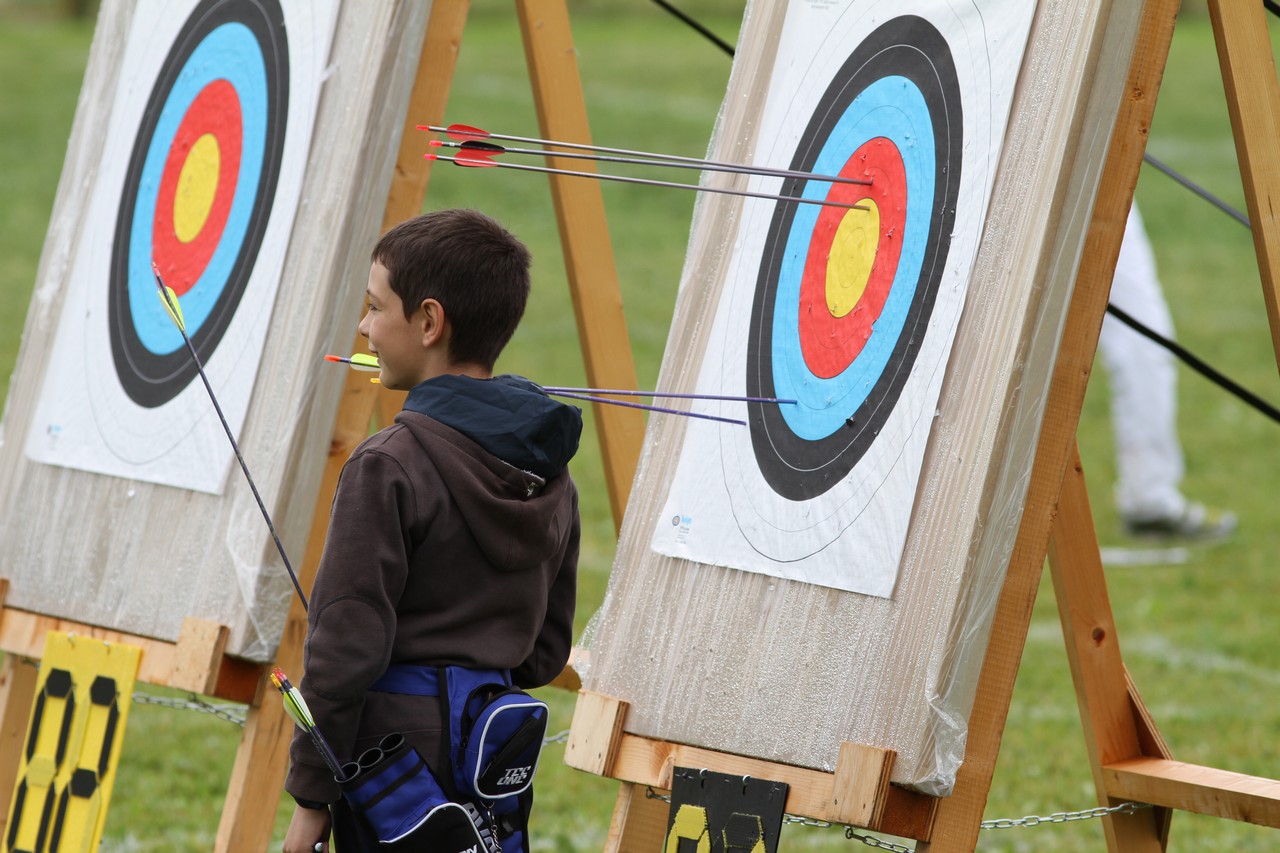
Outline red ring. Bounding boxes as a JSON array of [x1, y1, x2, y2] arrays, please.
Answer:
[[152, 79, 242, 297], [797, 137, 907, 378]]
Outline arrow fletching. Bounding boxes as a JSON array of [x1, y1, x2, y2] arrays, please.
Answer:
[[324, 353, 380, 372], [445, 122, 488, 140], [415, 122, 489, 141], [152, 263, 186, 332], [271, 667, 346, 779], [457, 139, 504, 154], [270, 668, 315, 729], [428, 148, 498, 168]]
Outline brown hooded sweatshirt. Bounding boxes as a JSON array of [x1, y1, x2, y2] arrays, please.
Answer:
[[286, 374, 581, 805]]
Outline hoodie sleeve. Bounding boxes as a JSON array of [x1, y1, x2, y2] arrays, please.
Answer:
[[512, 485, 580, 688], [285, 442, 420, 804]]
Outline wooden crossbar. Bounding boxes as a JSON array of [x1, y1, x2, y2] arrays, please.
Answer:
[[1104, 759, 1280, 829], [0, 589, 256, 703]]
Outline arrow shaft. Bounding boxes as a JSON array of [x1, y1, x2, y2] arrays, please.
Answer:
[[442, 139, 869, 187], [550, 390, 746, 426], [428, 154, 868, 211], [540, 386, 794, 404], [154, 270, 309, 612], [429, 124, 860, 187]]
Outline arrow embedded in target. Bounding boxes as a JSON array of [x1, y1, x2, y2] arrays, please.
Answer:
[[425, 150, 868, 211], [427, 135, 870, 187], [323, 354, 795, 426]]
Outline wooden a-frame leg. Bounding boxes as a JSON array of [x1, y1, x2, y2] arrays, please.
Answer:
[[0, 653, 39, 839], [605, 782, 671, 853], [515, 0, 645, 535], [1049, 446, 1172, 851], [1206, 0, 1280, 373]]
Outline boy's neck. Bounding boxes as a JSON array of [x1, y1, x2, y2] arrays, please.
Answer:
[[421, 361, 492, 384]]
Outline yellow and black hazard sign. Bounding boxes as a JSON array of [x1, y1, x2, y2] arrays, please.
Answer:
[[3, 632, 141, 853]]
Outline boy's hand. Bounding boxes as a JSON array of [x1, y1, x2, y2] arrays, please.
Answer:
[[283, 804, 332, 853]]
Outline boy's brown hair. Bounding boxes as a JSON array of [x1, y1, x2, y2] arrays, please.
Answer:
[[372, 209, 532, 370]]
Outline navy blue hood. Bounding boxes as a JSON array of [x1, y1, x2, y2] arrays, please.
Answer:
[[402, 374, 582, 479]]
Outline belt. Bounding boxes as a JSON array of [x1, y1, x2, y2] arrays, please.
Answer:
[[369, 664, 509, 697]]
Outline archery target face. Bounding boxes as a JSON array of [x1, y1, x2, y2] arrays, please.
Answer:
[[652, 0, 1035, 596], [24, 0, 338, 494], [112, 1, 287, 408]]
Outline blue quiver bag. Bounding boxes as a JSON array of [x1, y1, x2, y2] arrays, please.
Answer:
[[337, 732, 488, 849], [443, 667, 549, 806]]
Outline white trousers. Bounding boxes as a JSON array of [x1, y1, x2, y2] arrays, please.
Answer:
[[1097, 204, 1186, 519]]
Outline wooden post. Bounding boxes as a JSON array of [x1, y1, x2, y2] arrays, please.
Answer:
[[1049, 447, 1173, 851], [1206, 0, 1280, 376], [213, 5, 471, 849], [515, 0, 646, 533], [0, 657, 38, 841], [606, 783, 673, 853], [0, 577, 36, 841]]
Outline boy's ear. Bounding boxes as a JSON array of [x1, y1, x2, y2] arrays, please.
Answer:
[[419, 298, 448, 348]]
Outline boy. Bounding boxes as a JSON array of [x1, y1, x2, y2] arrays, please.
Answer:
[[283, 209, 582, 852]]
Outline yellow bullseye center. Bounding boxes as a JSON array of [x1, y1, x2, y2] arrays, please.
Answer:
[[173, 133, 221, 243], [825, 199, 880, 318]]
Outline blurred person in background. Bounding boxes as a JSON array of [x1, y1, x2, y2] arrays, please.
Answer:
[[1099, 203, 1236, 541]]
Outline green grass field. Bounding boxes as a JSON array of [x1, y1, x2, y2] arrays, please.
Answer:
[[1, 4, 1278, 850]]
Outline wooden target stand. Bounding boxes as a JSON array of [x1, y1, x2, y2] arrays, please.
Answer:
[[561, 1, 1280, 851], [0, 2, 643, 851]]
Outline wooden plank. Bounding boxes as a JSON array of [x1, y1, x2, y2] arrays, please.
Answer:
[[171, 617, 231, 696], [382, 2, 469, 230], [0, 654, 38, 841], [515, 0, 645, 533], [1104, 758, 1280, 828], [605, 782, 673, 853], [214, 4, 466, 850], [0, 606, 259, 704], [607, 733, 936, 841], [830, 742, 895, 828], [1049, 447, 1172, 852], [564, 691, 628, 776], [1206, 0, 1280, 376]]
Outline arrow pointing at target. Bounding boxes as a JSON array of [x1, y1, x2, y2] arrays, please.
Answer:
[[324, 354, 795, 426], [154, 263, 310, 612], [424, 150, 869, 211], [424, 123, 871, 187], [427, 135, 870, 187]]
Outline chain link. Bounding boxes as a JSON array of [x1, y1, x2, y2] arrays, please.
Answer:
[[645, 785, 1150, 850], [980, 800, 1151, 830], [844, 828, 915, 852], [132, 691, 248, 726]]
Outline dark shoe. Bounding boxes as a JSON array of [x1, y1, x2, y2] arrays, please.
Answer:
[[1122, 502, 1237, 542]]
